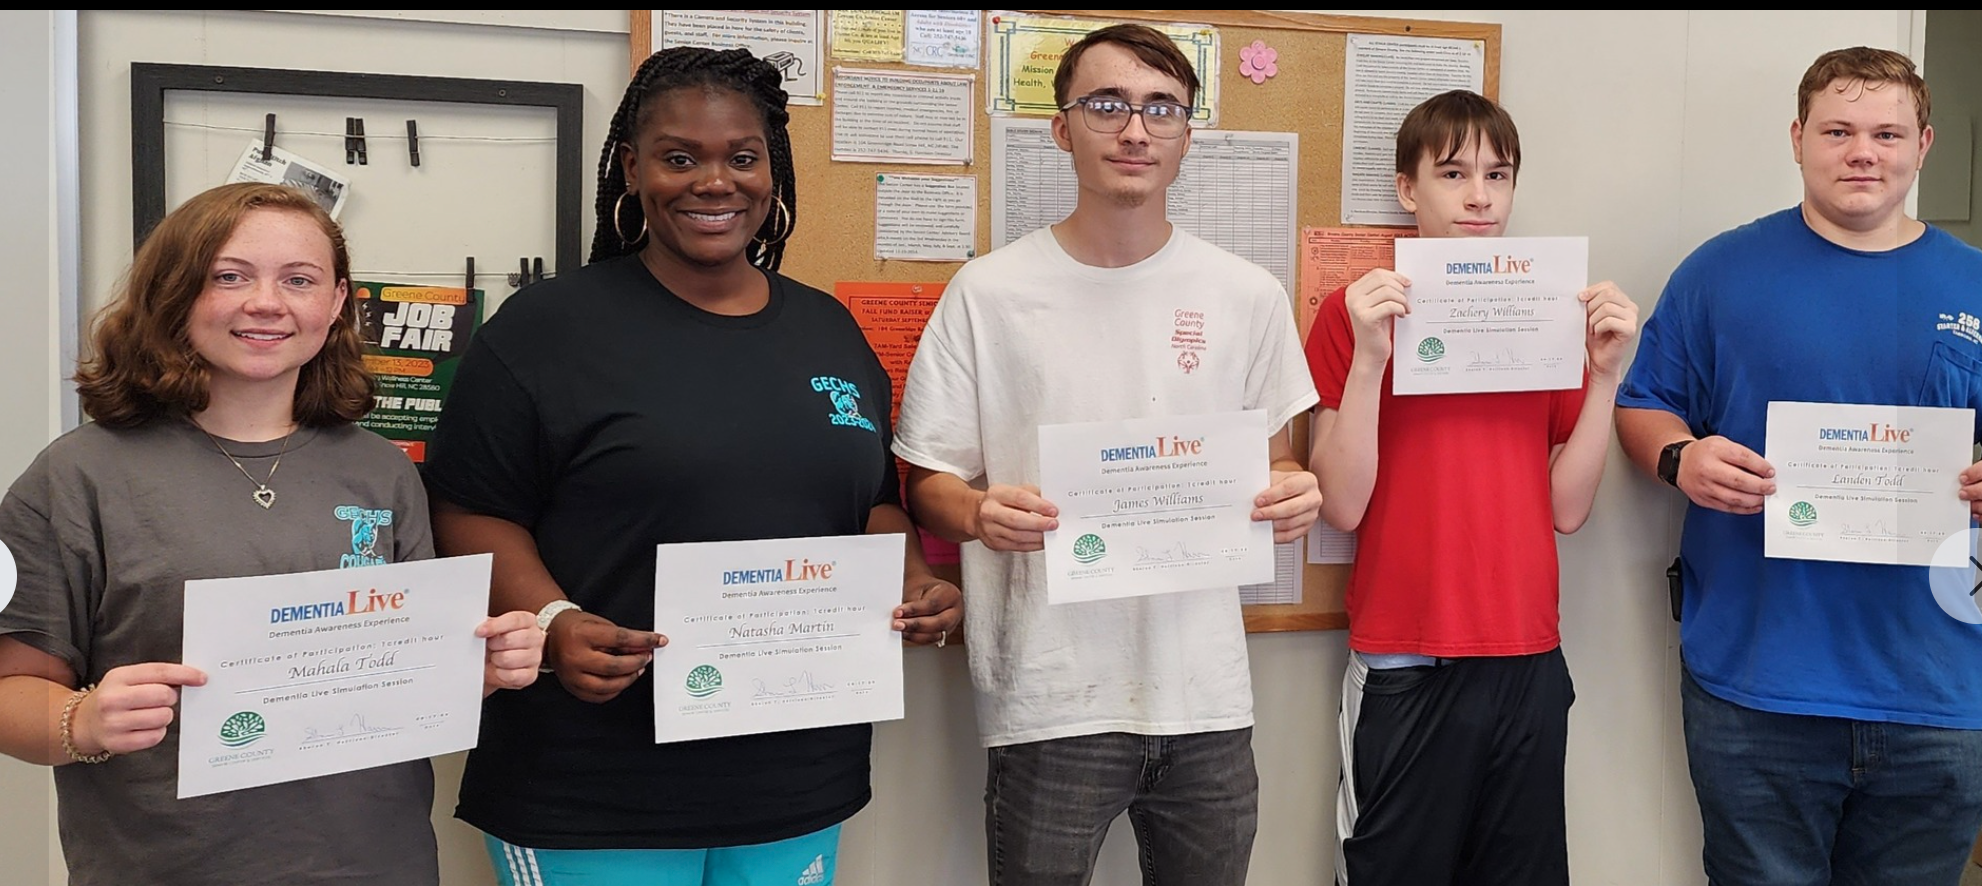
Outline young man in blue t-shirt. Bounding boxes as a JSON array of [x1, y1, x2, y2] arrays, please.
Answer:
[[1618, 46, 1982, 884]]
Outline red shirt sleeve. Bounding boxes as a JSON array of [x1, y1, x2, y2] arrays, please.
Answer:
[[1547, 371, 1590, 446], [1305, 287, 1355, 410]]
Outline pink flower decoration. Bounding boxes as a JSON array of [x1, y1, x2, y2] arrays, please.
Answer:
[[1239, 39, 1278, 85]]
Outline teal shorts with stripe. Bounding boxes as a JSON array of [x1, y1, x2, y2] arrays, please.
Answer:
[[485, 826, 840, 886]]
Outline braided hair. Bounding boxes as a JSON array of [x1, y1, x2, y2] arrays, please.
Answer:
[[592, 46, 796, 269]]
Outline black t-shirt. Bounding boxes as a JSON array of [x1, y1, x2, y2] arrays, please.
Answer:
[[423, 254, 899, 849]]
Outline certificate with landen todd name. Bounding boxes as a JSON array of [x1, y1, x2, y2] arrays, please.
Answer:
[[652, 534, 905, 744], [1764, 401, 1973, 566], [1391, 236, 1588, 395], [1038, 410, 1275, 604], [177, 554, 492, 799]]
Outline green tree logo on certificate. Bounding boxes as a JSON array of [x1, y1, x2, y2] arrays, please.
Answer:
[[219, 711, 267, 748], [1788, 501, 1819, 527], [1416, 337, 1446, 363], [686, 664, 725, 698], [1073, 533, 1108, 564]]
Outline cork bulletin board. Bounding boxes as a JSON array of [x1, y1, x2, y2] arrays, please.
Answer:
[[627, 9, 1501, 633]]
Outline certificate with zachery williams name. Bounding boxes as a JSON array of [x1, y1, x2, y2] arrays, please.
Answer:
[[1391, 236, 1588, 395], [176, 554, 492, 799], [1039, 410, 1276, 604], [652, 534, 905, 744]]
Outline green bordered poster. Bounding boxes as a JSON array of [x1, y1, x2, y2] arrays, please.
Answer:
[[354, 281, 483, 462]]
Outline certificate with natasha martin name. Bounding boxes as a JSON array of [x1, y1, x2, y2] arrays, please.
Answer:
[[1391, 236, 1588, 395], [1764, 401, 1973, 566], [176, 554, 492, 799], [652, 534, 905, 744], [1038, 410, 1275, 604]]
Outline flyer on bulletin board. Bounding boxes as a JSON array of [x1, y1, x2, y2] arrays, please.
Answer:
[[833, 281, 957, 566], [354, 282, 483, 463]]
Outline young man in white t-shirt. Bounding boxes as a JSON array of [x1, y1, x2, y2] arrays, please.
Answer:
[[892, 22, 1322, 886]]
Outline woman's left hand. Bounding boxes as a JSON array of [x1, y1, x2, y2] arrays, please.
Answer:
[[478, 611, 546, 697], [895, 575, 963, 647]]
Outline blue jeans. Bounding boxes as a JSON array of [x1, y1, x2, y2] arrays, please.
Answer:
[[985, 728, 1259, 886], [1681, 666, 1982, 886]]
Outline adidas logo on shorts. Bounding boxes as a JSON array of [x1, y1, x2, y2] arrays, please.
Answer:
[[797, 854, 827, 885]]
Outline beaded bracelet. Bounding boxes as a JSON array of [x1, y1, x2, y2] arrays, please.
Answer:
[[60, 685, 113, 764]]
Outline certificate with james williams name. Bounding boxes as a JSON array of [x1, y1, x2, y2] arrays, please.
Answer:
[[1391, 236, 1587, 395], [1765, 401, 1973, 566], [177, 554, 491, 799], [1039, 410, 1275, 604], [652, 534, 905, 744]]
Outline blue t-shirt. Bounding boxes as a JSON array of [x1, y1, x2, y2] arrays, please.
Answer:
[[1620, 206, 1982, 728]]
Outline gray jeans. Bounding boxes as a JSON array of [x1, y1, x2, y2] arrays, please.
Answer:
[[984, 728, 1259, 886]]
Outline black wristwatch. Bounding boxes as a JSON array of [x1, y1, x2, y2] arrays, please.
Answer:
[[1657, 439, 1694, 487]]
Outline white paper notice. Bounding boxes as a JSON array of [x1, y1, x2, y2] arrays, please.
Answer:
[[1040, 410, 1275, 604], [1307, 522, 1356, 565], [1341, 34, 1487, 225], [657, 10, 824, 105], [177, 555, 492, 799], [991, 118, 1299, 294], [1764, 401, 1973, 566], [875, 173, 977, 261], [905, 9, 981, 68], [652, 534, 905, 744], [830, 68, 974, 164], [1240, 541, 1303, 605], [227, 141, 350, 219], [1391, 236, 1588, 395]]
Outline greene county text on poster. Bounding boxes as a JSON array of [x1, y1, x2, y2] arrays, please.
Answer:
[[177, 555, 491, 798], [991, 119, 1297, 295], [1341, 33, 1486, 225]]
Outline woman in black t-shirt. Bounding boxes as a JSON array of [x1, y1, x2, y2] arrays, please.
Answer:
[[423, 46, 962, 886]]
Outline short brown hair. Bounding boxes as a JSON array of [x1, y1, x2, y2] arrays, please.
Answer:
[[75, 182, 373, 428], [1797, 46, 1930, 131], [1395, 90, 1522, 182], [1053, 23, 1201, 108]]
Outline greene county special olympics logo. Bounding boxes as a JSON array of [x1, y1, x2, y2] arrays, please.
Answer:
[[1416, 337, 1446, 363], [219, 711, 268, 748], [1073, 533, 1108, 564], [1927, 529, 1982, 624], [1787, 501, 1818, 527], [0, 538, 15, 617], [686, 664, 724, 698]]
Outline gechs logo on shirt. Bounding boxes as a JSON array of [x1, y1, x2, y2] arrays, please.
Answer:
[[810, 376, 876, 433]]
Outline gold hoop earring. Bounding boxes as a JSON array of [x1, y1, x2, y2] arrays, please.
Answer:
[[754, 193, 793, 246], [613, 191, 648, 245]]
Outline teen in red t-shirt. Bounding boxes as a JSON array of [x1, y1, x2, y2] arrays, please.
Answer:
[[1304, 90, 1639, 885]]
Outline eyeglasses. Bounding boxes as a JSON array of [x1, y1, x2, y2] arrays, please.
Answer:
[[1060, 95, 1193, 139]]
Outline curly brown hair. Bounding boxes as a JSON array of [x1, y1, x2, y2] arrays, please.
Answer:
[[1798, 46, 1930, 132], [75, 182, 373, 428]]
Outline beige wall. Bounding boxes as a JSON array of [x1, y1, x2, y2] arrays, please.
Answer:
[[1923, 10, 1982, 247], [2, 9, 1924, 885]]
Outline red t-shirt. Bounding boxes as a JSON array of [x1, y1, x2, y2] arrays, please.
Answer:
[[1306, 286, 1584, 656]]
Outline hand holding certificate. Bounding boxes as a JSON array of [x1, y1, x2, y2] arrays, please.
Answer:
[[1765, 401, 1974, 566], [177, 554, 492, 799], [652, 534, 906, 744], [1038, 410, 1275, 604], [1391, 236, 1589, 395]]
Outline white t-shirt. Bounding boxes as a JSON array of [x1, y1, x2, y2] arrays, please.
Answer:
[[893, 226, 1320, 747]]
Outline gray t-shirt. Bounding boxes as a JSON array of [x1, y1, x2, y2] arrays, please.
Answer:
[[0, 419, 440, 886]]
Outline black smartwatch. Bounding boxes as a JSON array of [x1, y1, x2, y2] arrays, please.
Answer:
[[1657, 439, 1694, 487]]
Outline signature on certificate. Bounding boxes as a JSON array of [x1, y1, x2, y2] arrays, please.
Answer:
[[1135, 542, 1211, 565], [753, 672, 837, 699], [1465, 348, 1530, 369], [301, 713, 403, 745]]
